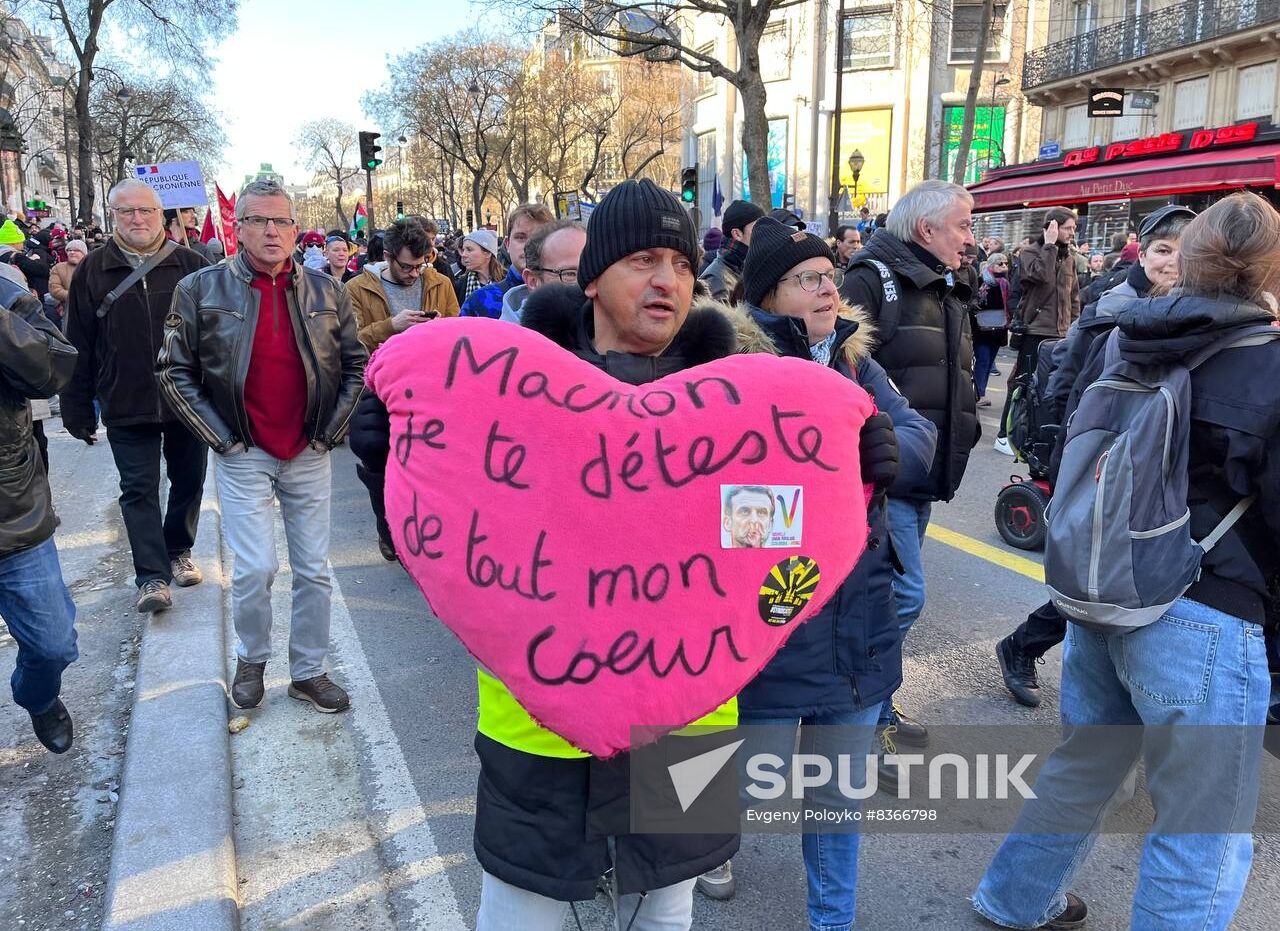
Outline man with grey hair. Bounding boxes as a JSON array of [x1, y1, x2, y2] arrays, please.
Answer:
[[158, 179, 366, 714], [838, 179, 979, 774], [62, 177, 210, 614], [500, 219, 587, 321]]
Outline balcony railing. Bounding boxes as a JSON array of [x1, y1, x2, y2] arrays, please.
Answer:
[[1023, 0, 1280, 90]]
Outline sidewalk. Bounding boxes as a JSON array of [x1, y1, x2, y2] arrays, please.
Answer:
[[0, 421, 153, 929]]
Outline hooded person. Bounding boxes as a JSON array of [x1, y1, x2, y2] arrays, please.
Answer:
[[691, 218, 935, 918], [698, 227, 724, 274]]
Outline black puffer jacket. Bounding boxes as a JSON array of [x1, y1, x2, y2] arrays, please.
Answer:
[[839, 231, 979, 501], [62, 238, 209, 435], [0, 277, 77, 557], [1069, 292, 1280, 625], [349, 283, 740, 901]]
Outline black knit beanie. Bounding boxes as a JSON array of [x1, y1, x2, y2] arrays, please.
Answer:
[[741, 217, 837, 307], [722, 199, 765, 238], [578, 178, 698, 287]]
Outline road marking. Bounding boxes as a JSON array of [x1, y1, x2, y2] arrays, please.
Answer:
[[925, 523, 1045, 583], [328, 575, 469, 930]]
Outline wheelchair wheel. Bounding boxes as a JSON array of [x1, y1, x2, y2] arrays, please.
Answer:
[[995, 481, 1050, 550]]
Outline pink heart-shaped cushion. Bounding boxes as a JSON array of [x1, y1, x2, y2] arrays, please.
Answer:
[[366, 318, 874, 757]]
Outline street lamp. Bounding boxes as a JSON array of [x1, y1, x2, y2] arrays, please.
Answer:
[[397, 134, 407, 205], [987, 75, 1011, 171], [847, 149, 864, 203]]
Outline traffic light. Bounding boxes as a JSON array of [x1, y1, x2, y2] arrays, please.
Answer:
[[680, 167, 697, 204], [396, 200, 405, 219], [466, 208, 475, 230], [358, 131, 383, 170], [782, 193, 796, 211]]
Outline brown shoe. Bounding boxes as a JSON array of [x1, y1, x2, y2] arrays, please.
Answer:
[[288, 674, 350, 713], [170, 555, 203, 587], [136, 580, 172, 613], [231, 659, 266, 709]]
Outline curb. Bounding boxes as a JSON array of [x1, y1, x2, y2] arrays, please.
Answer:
[[101, 459, 239, 931]]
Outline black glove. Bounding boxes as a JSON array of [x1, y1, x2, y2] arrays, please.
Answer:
[[859, 412, 898, 499], [66, 423, 97, 445]]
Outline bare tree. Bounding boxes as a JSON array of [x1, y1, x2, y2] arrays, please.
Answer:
[[949, 0, 998, 185], [295, 119, 361, 229], [32, 0, 237, 222], [499, 0, 809, 205], [372, 32, 524, 225], [90, 75, 225, 184]]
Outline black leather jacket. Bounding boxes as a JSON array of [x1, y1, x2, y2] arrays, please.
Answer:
[[1, 277, 77, 557], [157, 253, 367, 454]]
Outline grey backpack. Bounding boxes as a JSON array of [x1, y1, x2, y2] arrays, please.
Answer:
[[1044, 323, 1280, 633]]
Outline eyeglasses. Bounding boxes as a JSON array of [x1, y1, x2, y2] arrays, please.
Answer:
[[779, 268, 844, 292], [239, 216, 297, 229], [112, 206, 159, 218], [528, 266, 578, 283], [391, 255, 429, 274]]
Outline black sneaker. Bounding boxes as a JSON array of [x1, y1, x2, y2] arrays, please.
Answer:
[[886, 702, 928, 746], [695, 861, 735, 900], [30, 698, 74, 754], [288, 674, 350, 713], [136, 579, 172, 613], [980, 892, 1087, 929], [997, 635, 1043, 708], [377, 535, 397, 562], [231, 659, 266, 709]]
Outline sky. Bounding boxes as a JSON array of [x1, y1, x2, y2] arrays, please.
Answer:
[[207, 0, 500, 192]]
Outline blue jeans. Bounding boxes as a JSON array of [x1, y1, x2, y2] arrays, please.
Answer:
[[740, 705, 882, 931], [974, 599, 1269, 930], [973, 343, 997, 399], [216, 446, 333, 681], [0, 538, 78, 713], [879, 497, 931, 726]]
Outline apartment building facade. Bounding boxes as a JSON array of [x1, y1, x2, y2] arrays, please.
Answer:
[[970, 0, 1280, 247], [682, 1, 1046, 234]]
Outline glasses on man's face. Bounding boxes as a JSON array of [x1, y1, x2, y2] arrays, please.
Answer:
[[529, 266, 578, 283], [392, 256, 428, 275], [239, 216, 296, 230], [779, 268, 844, 292], [112, 206, 159, 219]]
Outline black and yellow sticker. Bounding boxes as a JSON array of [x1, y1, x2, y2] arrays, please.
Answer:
[[758, 556, 821, 626]]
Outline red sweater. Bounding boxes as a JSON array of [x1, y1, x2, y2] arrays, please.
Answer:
[[244, 265, 308, 460]]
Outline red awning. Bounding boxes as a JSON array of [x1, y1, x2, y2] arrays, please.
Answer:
[[969, 144, 1280, 211]]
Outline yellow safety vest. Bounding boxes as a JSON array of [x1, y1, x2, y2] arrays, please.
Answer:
[[476, 669, 738, 759]]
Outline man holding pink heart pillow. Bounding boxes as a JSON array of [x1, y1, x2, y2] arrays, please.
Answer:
[[351, 179, 902, 930]]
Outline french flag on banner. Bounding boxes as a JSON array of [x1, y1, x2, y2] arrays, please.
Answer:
[[135, 165, 158, 175]]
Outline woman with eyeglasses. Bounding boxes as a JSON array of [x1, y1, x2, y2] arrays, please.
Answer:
[[972, 251, 1011, 407], [694, 217, 937, 927]]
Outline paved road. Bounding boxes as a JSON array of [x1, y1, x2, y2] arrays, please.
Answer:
[[240, 345, 1279, 930]]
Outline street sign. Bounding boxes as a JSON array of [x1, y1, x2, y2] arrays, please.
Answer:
[[133, 160, 208, 208], [1129, 90, 1159, 111], [1038, 141, 1061, 160]]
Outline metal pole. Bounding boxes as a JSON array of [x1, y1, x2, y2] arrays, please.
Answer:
[[365, 168, 376, 233], [826, 0, 847, 237]]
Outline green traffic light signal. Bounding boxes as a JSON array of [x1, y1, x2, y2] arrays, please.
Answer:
[[358, 130, 383, 172], [680, 166, 697, 205]]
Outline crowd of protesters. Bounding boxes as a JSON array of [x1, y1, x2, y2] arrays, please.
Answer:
[[3, 168, 1280, 931]]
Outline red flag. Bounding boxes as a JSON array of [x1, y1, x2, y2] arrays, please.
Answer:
[[199, 206, 216, 243], [216, 185, 238, 255]]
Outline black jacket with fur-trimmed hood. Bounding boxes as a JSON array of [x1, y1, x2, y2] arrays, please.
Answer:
[[726, 301, 937, 716], [348, 282, 739, 902]]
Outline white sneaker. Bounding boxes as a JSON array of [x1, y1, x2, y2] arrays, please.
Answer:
[[993, 436, 1014, 456]]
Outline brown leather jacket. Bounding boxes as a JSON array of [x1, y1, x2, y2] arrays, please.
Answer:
[[157, 253, 367, 454], [1017, 240, 1080, 338]]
